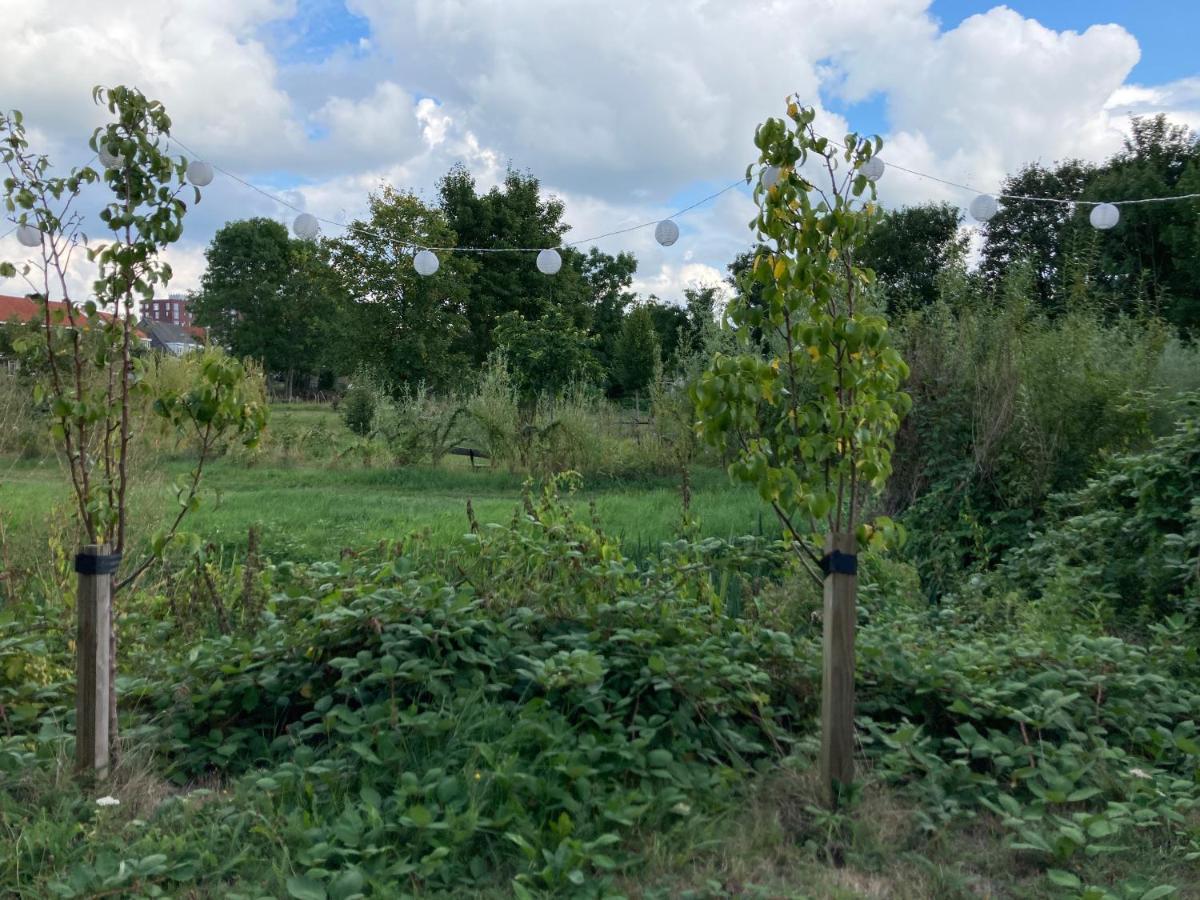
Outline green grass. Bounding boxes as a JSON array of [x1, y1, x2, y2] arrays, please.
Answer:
[[0, 455, 767, 564]]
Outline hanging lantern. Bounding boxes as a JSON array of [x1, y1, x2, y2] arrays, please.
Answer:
[[15, 224, 41, 247], [536, 248, 562, 275], [293, 213, 320, 240], [969, 194, 998, 223], [762, 165, 781, 190], [187, 160, 214, 187], [1089, 202, 1119, 230], [413, 249, 439, 276], [654, 219, 679, 247], [97, 142, 124, 169], [860, 156, 885, 182]]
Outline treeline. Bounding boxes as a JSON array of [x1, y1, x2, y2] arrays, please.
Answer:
[[860, 114, 1200, 329], [189, 166, 719, 399]]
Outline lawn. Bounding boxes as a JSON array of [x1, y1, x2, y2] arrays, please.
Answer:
[[0, 455, 767, 565]]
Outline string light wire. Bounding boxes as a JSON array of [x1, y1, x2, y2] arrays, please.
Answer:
[[158, 132, 1200, 258]]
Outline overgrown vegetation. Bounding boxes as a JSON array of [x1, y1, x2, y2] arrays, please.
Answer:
[[1, 92, 1198, 900]]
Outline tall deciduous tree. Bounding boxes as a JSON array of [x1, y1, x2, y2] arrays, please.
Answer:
[[860, 202, 968, 311], [439, 166, 588, 363], [1080, 115, 1200, 329], [493, 307, 600, 399], [979, 161, 1095, 313], [191, 218, 344, 395], [327, 186, 474, 390]]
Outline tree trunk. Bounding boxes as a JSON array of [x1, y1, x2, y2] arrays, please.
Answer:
[[76, 544, 113, 778], [820, 531, 857, 806]]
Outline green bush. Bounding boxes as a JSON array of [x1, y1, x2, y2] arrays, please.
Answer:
[[891, 290, 1172, 593], [340, 369, 378, 436], [372, 382, 466, 465], [996, 397, 1200, 620]]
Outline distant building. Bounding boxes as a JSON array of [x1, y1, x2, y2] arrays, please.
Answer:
[[138, 318, 203, 356], [140, 293, 194, 328], [0, 293, 150, 343], [140, 293, 207, 344]]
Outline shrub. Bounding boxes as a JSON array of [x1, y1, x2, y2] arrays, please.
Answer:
[[891, 291, 1173, 593], [372, 382, 466, 465], [340, 368, 379, 436], [996, 397, 1200, 620]]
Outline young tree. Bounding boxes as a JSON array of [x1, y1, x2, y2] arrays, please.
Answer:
[[1, 87, 265, 773], [613, 304, 660, 396], [693, 100, 910, 803], [493, 308, 601, 400]]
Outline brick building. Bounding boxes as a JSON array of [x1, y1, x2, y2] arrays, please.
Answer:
[[140, 293, 194, 328]]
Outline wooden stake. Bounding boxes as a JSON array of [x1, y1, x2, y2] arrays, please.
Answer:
[[820, 531, 857, 805], [76, 543, 112, 779]]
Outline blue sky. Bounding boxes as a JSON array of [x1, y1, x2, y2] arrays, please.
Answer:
[[2, 1, 1198, 301]]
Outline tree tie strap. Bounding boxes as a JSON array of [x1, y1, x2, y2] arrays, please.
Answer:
[[74, 552, 122, 575], [819, 550, 857, 577]]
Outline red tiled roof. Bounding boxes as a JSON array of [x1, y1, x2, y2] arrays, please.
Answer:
[[0, 294, 149, 340]]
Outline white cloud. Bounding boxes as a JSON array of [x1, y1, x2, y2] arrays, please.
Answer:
[[1, 0, 1197, 302]]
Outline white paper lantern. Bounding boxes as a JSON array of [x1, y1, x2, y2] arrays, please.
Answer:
[[1089, 202, 1120, 230], [413, 249, 440, 276], [97, 142, 124, 169], [969, 194, 999, 223], [536, 248, 562, 275], [654, 219, 679, 247], [187, 160, 214, 187], [860, 156, 885, 182], [15, 224, 41, 247], [762, 165, 781, 190], [293, 213, 320, 240]]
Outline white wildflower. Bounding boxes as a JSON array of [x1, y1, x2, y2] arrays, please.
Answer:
[[671, 802, 692, 816], [1128, 768, 1151, 780], [95, 795, 121, 807]]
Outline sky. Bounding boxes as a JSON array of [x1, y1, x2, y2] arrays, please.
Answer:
[[1, 0, 1197, 305]]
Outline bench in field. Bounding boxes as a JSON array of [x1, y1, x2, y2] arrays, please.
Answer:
[[449, 446, 491, 470]]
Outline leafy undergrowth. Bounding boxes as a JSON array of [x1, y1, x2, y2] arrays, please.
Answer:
[[1, 475, 1198, 897]]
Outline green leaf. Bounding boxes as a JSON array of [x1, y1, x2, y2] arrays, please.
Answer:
[[1046, 870, 1081, 888], [328, 869, 364, 900], [1139, 886, 1178, 900], [285, 875, 327, 900]]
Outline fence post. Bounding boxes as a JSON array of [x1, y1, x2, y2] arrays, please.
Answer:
[[76, 543, 114, 779], [820, 531, 857, 805]]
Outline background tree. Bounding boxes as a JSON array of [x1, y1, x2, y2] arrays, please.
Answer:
[[978, 116, 1200, 329], [439, 166, 590, 364], [580, 247, 638, 384], [493, 307, 600, 400], [612, 304, 660, 396], [979, 160, 1095, 313], [1080, 115, 1200, 328], [191, 218, 345, 397], [644, 298, 690, 369], [327, 186, 474, 390], [860, 202, 967, 311]]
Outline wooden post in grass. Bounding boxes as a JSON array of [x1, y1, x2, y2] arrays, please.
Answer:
[[820, 532, 857, 805], [76, 543, 114, 779]]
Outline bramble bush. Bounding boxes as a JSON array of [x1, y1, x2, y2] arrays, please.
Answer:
[[2, 468, 1196, 897]]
